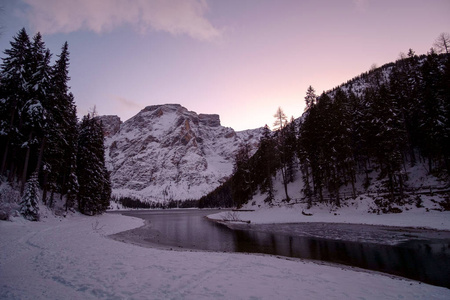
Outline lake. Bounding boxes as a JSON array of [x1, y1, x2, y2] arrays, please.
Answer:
[[110, 209, 450, 288]]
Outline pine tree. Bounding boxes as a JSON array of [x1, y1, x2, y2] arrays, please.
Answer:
[[368, 85, 407, 202], [284, 117, 297, 183], [62, 93, 79, 210], [77, 114, 111, 215], [20, 172, 40, 221], [298, 87, 322, 206], [231, 142, 253, 208], [273, 107, 290, 201], [258, 125, 277, 203], [328, 89, 356, 205], [41, 42, 79, 205], [19, 32, 52, 193], [313, 93, 334, 202], [417, 49, 447, 172], [304, 85, 317, 112], [298, 94, 324, 203], [0, 28, 32, 180], [441, 55, 450, 175]]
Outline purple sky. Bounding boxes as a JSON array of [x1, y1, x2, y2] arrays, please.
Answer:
[[1, 0, 449, 130]]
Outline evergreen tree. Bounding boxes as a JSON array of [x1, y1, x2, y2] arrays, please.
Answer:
[[417, 49, 447, 172], [273, 107, 290, 201], [0, 28, 32, 180], [312, 93, 333, 202], [231, 142, 254, 208], [328, 89, 356, 204], [284, 117, 297, 183], [304, 85, 317, 111], [298, 94, 324, 203], [19, 32, 52, 193], [42, 42, 78, 206], [63, 93, 79, 210], [368, 85, 407, 201], [389, 56, 417, 165], [257, 125, 277, 203], [441, 55, 450, 174], [77, 114, 110, 215], [20, 172, 40, 221]]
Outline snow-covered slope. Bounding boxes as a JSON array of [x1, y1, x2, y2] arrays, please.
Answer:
[[101, 104, 263, 202]]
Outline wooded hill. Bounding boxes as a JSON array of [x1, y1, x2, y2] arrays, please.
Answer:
[[200, 50, 450, 210]]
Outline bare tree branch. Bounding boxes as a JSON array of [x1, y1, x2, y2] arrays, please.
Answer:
[[433, 32, 450, 54]]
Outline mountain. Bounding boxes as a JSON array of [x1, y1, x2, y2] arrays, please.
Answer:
[[100, 104, 263, 202]]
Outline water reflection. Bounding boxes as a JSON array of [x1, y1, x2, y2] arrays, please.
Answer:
[[233, 229, 450, 288], [115, 210, 450, 288]]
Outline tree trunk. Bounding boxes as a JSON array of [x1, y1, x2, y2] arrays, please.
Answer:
[[35, 136, 46, 173], [41, 172, 48, 205], [20, 132, 34, 194], [281, 167, 290, 201], [1, 137, 10, 176]]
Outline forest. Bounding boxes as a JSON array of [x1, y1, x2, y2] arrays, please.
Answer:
[[200, 50, 450, 210], [0, 29, 111, 219]]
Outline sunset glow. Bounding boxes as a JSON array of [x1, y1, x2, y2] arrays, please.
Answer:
[[1, 0, 449, 130]]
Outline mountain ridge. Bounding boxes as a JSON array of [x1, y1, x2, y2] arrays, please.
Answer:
[[100, 104, 263, 202]]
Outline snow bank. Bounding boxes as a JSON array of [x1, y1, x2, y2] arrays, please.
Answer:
[[1, 213, 449, 299], [209, 197, 450, 231]]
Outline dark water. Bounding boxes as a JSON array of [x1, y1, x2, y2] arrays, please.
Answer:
[[111, 209, 450, 289]]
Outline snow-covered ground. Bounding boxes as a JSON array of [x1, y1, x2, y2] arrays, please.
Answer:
[[208, 195, 450, 231], [1, 211, 449, 300]]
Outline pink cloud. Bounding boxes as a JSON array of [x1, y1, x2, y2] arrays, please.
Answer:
[[114, 96, 141, 109], [22, 0, 221, 40]]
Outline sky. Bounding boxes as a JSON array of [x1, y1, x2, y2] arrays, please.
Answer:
[[0, 0, 449, 131]]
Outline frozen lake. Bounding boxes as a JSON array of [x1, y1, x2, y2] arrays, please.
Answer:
[[110, 209, 450, 288]]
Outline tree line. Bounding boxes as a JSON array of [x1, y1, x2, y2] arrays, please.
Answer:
[[0, 29, 111, 219], [200, 49, 450, 209]]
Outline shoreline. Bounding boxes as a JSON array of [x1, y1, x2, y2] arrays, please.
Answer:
[[108, 210, 450, 288]]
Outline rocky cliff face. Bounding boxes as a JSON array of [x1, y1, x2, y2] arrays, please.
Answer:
[[97, 115, 122, 137], [100, 104, 263, 202]]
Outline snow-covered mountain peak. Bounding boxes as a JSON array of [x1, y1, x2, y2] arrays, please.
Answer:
[[101, 104, 263, 202]]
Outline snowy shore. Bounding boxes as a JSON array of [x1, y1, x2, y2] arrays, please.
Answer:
[[208, 203, 450, 231], [1, 211, 450, 299]]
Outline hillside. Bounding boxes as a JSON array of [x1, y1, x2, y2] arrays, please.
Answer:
[[203, 51, 450, 211]]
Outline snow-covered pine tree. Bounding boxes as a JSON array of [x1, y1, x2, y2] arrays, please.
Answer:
[[327, 88, 356, 205], [77, 114, 111, 215], [0, 28, 33, 180], [62, 92, 79, 211], [367, 84, 407, 202], [19, 32, 52, 193], [418, 49, 447, 172], [42, 42, 78, 207], [20, 172, 40, 221]]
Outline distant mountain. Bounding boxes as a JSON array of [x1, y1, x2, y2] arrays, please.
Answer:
[[100, 104, 263, 202]]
